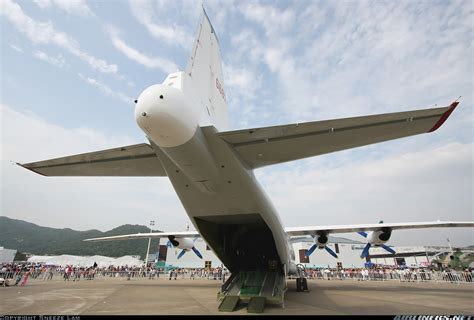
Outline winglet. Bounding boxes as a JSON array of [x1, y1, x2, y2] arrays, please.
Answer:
[[428, 101, 459, 133]]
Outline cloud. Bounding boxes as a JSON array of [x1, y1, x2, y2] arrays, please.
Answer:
[[0, 103, 186, 231], [33, 0, 94, 16], [32, 0, 51, 9], [255, 141, 473, 246], [1, 1, 471, 247], [1, 0, 117, 74], [105, 25, 178, 73], [9, 44, 24, 53], [223, 63, 261, 101], [231, 1, 473, 126], [239, 2, 295, 37], [34, 50, 67, 68], [78, 73, 133, 105], [128, 0, 195, 48]]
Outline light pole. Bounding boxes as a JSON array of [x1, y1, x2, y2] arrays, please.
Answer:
[[145, 220, 155, 266], [446, 238, 453, 253]]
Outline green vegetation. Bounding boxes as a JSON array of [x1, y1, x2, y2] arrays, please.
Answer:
[[0, 216, 161, 259]]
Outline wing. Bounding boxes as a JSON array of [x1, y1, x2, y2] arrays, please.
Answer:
[[83, 231, 201, 242], [285, 221, 474, 236], [218, 102, 458, 169], [18, 143, 167, 176]]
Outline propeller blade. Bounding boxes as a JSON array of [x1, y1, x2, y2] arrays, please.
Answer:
[[360, 243, 371, 258], [305, 244, 318, 257], [167, 235, 179, 247], [358, 231, 368, 238], [192, 246, 203, 259], [177, 249, 187, 259], [381, 244, 396, 255], [324, 246, 339, 258]]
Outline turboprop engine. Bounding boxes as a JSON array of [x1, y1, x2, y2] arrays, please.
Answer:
[[305, 233, 338, 258], [358, 223, 396, 258], [366, 227, 392, 245], [167, 235, 203, 259]]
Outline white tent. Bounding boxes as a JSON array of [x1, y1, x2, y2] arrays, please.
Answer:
[[27, 254, 143, 267]]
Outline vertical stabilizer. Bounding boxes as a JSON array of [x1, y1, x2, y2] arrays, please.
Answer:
[[186, 9, 229, 131]]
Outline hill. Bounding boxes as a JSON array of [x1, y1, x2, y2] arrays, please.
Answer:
[[0, 216, 161, 259]]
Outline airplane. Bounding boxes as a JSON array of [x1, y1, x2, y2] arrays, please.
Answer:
[[18, 9, 473, 311], [430, 248, 474, 270]]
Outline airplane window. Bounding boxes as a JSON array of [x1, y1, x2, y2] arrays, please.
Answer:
[[159, 95, 163, 99]]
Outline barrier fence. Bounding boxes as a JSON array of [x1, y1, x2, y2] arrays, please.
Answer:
[[0, 269, 227, 284], [1, 269, 473, 286], [294, 269, 474, 284]]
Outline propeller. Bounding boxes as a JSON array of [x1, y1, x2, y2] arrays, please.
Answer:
[[191, 246, 203, 259], [357, 229, 396, 258], [381, 244, 396, 255], [167, 235, 179, 247], [177, 249, 187, 259], [305, 243, 338, 259], [167, 236, 203, 259], [360, 243, 372, 258]]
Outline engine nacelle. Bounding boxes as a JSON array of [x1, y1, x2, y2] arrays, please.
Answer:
[[168, 236, 194, 250], [367, 227, 392, 245], [315, 233, 329, 248]]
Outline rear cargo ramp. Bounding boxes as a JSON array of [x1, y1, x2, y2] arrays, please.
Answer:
[[217, 270, 287, 313]]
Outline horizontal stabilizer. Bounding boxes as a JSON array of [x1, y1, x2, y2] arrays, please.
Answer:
[[285, 221, 474, 236], [218, 102, 458, 169], [18, 143, 167, 176]]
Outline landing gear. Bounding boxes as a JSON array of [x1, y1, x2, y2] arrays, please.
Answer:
[[296, 277, 308, 292], [295, 264, 309, 292]]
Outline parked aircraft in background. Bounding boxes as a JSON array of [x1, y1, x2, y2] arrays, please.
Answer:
[[431, 249, 474, 270], [19, 9, 473, 312]]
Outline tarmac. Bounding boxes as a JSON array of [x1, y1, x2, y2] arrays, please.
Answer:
[[0, 277, 473, 315]]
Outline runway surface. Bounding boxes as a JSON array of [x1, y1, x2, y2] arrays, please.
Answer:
[[1, 277, 472, 315]]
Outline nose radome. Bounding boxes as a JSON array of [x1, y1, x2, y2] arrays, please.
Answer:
[[135, 84, 198, 148]]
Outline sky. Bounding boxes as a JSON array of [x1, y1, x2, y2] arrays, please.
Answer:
[[1, 0, 472, 248]]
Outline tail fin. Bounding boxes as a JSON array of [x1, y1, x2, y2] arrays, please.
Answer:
[[185, 9, 229, 131]]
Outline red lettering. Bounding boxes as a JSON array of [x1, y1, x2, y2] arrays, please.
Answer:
[[215, 78, 226, 103]]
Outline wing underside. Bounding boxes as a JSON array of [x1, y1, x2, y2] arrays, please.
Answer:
[[19, 143, 167, 176], [83, 231, 200, 242], [285, 221, 474, 236], [218, 102, 458, 169]]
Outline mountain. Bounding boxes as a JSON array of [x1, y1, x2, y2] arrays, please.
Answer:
[[0, 216, 161, 259]]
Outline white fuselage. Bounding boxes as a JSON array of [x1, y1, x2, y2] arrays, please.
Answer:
[[135, 72, 297, 274]]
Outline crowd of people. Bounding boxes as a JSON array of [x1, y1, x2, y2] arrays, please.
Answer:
[[299, 266, 474, 283], [94, 265, 230, 282], [0, 262, 231, 286], [1, 261, 472, 287]]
